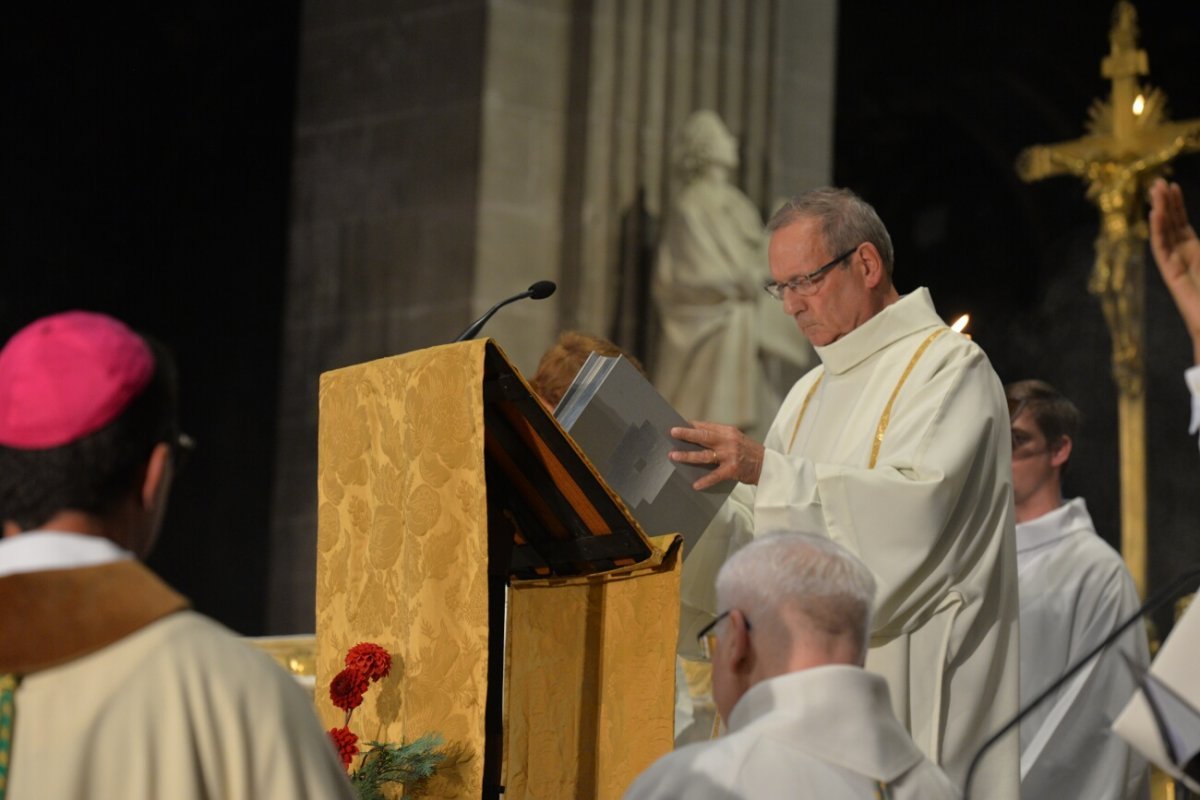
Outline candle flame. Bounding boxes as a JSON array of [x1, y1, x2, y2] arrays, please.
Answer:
[[1133, 94, 1146, 115], [950, 314, 970, 334]]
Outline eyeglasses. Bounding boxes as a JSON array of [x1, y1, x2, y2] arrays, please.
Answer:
[[764, 246, 859, 299], [696, 609, 752, 660]]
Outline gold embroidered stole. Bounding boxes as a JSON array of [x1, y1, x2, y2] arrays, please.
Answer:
[[0, 560, 189, 675]]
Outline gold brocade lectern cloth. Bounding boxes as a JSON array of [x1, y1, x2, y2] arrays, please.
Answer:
[[505, 543, 681, 799], [315, 339, 680, 798]]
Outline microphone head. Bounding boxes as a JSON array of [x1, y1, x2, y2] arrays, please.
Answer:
[[528, 280, 556, 300]]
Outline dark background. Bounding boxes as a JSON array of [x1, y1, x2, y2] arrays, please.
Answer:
[[835, 0, 1200, 632], [2, 6, 299, 634], [5, 1, 1199, 633]]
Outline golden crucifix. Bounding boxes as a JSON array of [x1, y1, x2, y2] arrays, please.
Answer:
[[1017, 1, 1200, 598]]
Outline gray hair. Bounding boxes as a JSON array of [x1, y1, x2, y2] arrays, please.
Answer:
[[716, 532, 877, 660], [767, 187, 895, 277]]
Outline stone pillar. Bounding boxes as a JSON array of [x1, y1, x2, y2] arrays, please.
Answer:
[[770, 1, 838, 201], [471, 0, 575, 375], [268, 2, 487, 631]]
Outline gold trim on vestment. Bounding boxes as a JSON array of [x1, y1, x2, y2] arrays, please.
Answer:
[[785, 327, 949, 466], [869, 328, 948, 468], [787, 373, 825, 452]]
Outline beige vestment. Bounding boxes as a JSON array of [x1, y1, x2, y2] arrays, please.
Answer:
[[681, 288, 1020, 797], [0, 558, 352, 800]]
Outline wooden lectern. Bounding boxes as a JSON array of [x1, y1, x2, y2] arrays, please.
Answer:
[[315, 339, 681, 799]]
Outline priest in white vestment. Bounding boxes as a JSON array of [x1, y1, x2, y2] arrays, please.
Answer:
[[1006, 380, 1149, 800], [626, 532, 958, 799], [670, 187, 1020, 796], [0, 312, 352, 800]]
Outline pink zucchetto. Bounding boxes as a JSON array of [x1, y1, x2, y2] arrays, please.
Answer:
[[0, 311, 155, 449]]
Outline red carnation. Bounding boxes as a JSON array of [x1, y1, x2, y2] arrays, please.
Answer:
[[329, 666, 369, 711], [345, 642, 392, 682], [328, 725, 359, 770]]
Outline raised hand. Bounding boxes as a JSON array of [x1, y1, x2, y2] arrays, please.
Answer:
[[1150, 178, 1200, 362]]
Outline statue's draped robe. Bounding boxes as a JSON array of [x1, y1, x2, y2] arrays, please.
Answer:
[[652, 175, 805, 439], [682, 289, 1021, 796]]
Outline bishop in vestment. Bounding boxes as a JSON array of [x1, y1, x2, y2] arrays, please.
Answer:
[[0, 312, 352, 800]]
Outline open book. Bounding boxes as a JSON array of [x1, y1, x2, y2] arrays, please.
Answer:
[[555, 353, 733, 557], [1113, 601, 1200, 791]]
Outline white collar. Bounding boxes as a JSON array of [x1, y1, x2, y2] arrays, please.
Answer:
[[813, 287, 944, 375], [1015, 497, 1092, 555], [0, 530, 133, 578], [725, 664, 925, 782]]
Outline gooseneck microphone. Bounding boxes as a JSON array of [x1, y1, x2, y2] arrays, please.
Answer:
[[963, 565, 1200, 799], [453, 280, 557, 342]]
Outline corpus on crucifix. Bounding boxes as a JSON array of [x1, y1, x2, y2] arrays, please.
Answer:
[[1017, 1, 1200, 598]]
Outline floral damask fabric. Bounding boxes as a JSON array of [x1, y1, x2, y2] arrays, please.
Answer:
[[316, 341, 680, 798], [505, 537, 681, 800], [316, 342, 489, 798]]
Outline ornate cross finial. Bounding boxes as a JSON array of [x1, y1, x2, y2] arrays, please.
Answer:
[[1101, 2, 1148, 82]]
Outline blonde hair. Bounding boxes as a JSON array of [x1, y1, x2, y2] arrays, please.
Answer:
[[529, 331, 644, 407]]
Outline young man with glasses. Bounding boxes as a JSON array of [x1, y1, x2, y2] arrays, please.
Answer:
[[0, 311, 352, 800], [670, 186, 1019, 796], [1006, 379, 1149, 800], [626, 532, 957, 799]]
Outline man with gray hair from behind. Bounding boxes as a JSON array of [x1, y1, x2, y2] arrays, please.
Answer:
[[626, 532, 959, 799]]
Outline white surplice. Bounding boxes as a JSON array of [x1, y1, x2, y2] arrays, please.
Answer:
[[1016, 498, 1150, 800], [680, 288, 1020, 797], [627, 665, 959, 800]]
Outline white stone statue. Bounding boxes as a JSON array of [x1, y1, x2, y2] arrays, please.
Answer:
[[652, 110, 813, 439]]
